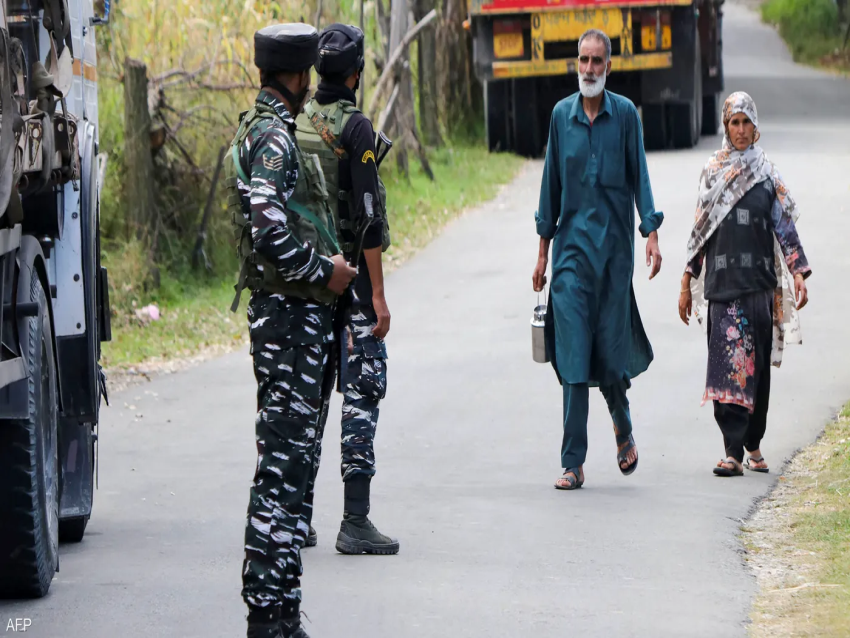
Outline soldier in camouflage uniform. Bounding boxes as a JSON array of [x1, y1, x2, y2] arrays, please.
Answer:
[[295, 24, 399, 555], [228, 23, 356, 638]]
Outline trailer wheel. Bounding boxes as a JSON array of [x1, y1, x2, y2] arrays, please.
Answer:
[[642, 104, 667, 151], [512, 78, 543, 158], [485, 80, 510, 153], [671, 35, 703, 149], [0, 273, 60, 598], [702, 92, 721, 136], [59, 516, 88, 543]]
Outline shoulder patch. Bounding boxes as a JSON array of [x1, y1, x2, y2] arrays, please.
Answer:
[[361, 150, 376, 164]]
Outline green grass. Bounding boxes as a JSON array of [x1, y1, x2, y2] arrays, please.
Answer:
[[761, 0, 849, 71], [788, 407, 850, 635], [747, 404, 850, 637], [101, 278, 243, 369], [101, 143, 526, 369]]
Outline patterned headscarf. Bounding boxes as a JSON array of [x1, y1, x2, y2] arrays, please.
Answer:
[[686, 92, 802, 367], [722, 90, 760, 143]]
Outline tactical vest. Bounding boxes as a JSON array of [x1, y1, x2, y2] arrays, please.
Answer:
[[295, 98, 391, 254], [225, 102, 341, 312]]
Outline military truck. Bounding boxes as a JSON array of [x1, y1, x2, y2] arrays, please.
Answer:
[[468, 0, 725, 156], [0, 0, 110, 598]]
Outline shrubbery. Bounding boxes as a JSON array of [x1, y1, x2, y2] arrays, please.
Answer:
[[761, 0, 846, 64]]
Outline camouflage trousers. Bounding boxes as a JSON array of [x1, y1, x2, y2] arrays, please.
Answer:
[[340, 303, 388, 482], [241, 306, 334, 614]]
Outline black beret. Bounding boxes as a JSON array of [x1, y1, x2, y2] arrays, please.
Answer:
[[316, 23, 364, 78], [254, 23, 319, 73]]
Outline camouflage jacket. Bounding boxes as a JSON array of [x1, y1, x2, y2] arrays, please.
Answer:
[[235, 90, 335, 346]]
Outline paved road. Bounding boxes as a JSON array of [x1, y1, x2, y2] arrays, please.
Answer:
[[3, 3, 850, 637]]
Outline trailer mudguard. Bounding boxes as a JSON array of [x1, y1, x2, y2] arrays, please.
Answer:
[[54, 121, 104, 424]]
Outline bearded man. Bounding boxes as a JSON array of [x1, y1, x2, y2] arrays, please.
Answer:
[[531, 28, 664, 491]]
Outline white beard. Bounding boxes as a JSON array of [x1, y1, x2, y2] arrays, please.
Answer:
[[579, 72, 606, 98]]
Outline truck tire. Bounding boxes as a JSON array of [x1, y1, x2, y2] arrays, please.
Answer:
[[485, 80, 510, 153], [59, 516, 87, 543], [512, 78, 543, 158], [642, 104, 667, 151], [702, 92, 721, 136], [0, 273, 60, 598], [671, 35, 702, 149]]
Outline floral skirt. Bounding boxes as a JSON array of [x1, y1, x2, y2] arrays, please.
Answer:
[[703, 291, 773, 412]]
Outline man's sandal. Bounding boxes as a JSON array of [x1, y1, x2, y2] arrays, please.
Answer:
[[745, 456, 770, 473], [555, 468, 584, 490], [713, 458, 744, 477], [616, 434, 639, 476]]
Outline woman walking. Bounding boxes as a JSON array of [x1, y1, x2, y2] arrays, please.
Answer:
[[679, 92, 811, 477]]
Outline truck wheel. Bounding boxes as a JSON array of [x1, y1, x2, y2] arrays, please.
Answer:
[[671, 35, 703, 149], [670, 101, 699, 149], [702, 92, 721, 136], [642, 104, 667, 151], [59, 516, 88, 543], [0, 273, 60, 598], [485, 80, 510, 153], [512, 78, 543, 158]]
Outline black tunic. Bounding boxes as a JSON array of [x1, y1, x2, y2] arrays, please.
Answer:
[[702, 178, 778, 302], [314, 82, 383, 304]]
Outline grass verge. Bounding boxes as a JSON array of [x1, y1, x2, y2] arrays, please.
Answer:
[[101, 144, 526, 372], [761, 0, 850, 73], [743, 403, 850, 637]]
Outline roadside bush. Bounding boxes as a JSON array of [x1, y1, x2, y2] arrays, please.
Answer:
[[762, 0, 844, 64]]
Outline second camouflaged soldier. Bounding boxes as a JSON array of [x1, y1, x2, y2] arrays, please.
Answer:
[[227, 23, 356, 638], [295, 23, 399, 555]]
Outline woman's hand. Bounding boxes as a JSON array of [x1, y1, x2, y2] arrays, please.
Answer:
[[679, 275, 693, 325], [795, 273, 809, 310]]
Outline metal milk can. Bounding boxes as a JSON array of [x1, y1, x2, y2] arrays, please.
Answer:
[[531, 296, 549, 364]]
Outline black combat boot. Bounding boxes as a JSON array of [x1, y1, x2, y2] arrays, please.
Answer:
[[335, 476, 400, 555], [279, 613, 311, 638], [246, 606, 282, 638], [305, 525, 317, 547]]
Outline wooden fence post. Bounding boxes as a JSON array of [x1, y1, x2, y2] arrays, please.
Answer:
[[123, 57, 156, 243]]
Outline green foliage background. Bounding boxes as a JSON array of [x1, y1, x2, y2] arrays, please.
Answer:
[[761, 0, 846, 66], [94, 1, 522, 367]]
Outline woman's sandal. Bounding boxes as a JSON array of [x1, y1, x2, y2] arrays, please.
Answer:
[[745, 456, 770, 473], [616, 434, 639, 476], [713, 458, 744, 477], [555, 468, 584, 490]]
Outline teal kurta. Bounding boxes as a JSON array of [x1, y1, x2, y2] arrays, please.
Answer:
[[536, 90, 663, 388]]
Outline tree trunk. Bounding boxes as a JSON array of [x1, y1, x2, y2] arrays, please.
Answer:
[[416, 0, 442, 147], [376, 0, 391, 66], [123, 57, 156, 243], [389, 0, 413, 175], [437, 0, 480, 136]]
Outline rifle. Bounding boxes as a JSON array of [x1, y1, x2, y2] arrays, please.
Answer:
[[375, 131, 393, 169], [333, 192, 375, 392]]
